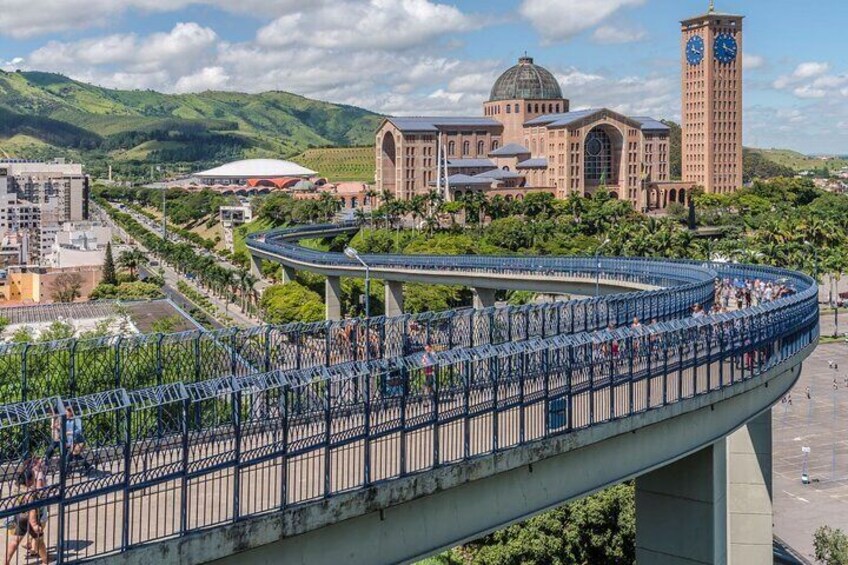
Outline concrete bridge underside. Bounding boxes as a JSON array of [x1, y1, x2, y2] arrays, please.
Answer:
[[104, 343, 809, 565]]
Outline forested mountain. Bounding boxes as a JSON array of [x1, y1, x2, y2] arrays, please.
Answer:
[[0, 70, 382, 180]]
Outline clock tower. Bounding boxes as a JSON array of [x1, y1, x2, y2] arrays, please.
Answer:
[[681, 3, 743, 194]]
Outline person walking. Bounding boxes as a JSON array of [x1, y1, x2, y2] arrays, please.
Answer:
[[5, 468, 48, 565]]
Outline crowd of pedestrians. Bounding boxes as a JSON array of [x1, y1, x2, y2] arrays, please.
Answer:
[[715, 277, 795, 311]]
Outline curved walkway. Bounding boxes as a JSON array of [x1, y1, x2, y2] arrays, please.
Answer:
[[0, 224, 820, 565]]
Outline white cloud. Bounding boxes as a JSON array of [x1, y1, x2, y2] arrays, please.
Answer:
[[792, 85, 827, 99], [742, 53, 764, 70], [519, 0, 645, 43], [174, 67, 230, 93], [26, 23, 219, 90], [592, 25, 646, 44], [0, 0, 327, 38], [256, 0, 477, 50], [794, 61, 830, 78]]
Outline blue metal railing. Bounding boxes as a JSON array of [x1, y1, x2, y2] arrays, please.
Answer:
[[0, 224, 820, 564]]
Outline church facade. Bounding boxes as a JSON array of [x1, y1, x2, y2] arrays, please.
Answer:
[[374, 5, 743, 211]]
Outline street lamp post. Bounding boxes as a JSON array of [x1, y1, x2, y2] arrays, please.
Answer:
[[595, 238, 611, 298], [344, 246, 370, 319]]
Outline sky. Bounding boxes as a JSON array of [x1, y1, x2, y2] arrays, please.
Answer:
[[0, 0, 846, 154]]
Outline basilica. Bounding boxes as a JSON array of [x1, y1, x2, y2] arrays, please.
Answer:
[[375, 6, 744, 210]]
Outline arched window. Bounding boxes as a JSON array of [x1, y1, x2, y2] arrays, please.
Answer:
[[463, 141, 470, 156], [339, 198, 346, 208], [506, 105, 511, 114], [584, 128, 614, 184], [351, 197, 358, 209], [514, 103, 519, 113], [448, 141, 456, 156], [555, 104, 560, 112], [535, 104, 539, 113], [492, 140, 500, 151], [531, 139, 537, 154], [477, 140, 485, 156], [527, 104, 532, 112]]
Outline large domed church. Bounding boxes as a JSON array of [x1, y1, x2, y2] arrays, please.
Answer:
[[375, 55, 676, 210]]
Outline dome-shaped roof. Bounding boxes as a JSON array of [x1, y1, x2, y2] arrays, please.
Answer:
[[489, 56, 563, 102], [194, 159, 316, 179]]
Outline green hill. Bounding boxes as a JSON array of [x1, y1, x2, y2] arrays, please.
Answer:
[[745, 148, 848, 172], [0, 70, 383, 181]]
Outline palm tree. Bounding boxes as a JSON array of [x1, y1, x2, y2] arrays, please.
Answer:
[[408, 194, 426, 232], [118, 248, 148, 279]]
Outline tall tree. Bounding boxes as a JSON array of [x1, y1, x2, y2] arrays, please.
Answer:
[[52, 272, 84, 303], [118, 248, 148, 279], [103, 242, 118, 285]]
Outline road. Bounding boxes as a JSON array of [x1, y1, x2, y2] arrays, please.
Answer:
[[121, 204, 269, 293], [95, 202, 258, 328]]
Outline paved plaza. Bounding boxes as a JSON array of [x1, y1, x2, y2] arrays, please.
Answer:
[[774, 312, 848, 561]]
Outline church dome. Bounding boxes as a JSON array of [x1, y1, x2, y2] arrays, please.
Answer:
[[489, 56, 563, 102]]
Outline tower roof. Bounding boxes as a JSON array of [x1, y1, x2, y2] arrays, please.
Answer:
[[489, 56, 563, 102]]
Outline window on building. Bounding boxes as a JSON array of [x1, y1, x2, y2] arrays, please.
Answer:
[[514, 103, 519, 113], [506, 105, 511, 114], [492, 140, 500, 151], [463, 141, 470, 156], [477, 141, 485, 156], [584, 128, 614, 185], [448, 141, 456, 156]]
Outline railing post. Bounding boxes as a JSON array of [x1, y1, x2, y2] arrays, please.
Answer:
[[463, 359, 471, 459], [122, 403, 132, 551], [519, 352, 526, 445], [609, 337, 615, 421], [324, 380, 332, 497], [678, 336, 684, 400], [264, 326, 272, 372], [193, 334, 201, 383], [589, 343, 595, 426], [692, 330, 698, 396], [565, 346, 573, 432], [115, 337, 122, 390], [69, 341, 77, 397], [628, 335, 635, 416], [432, 361, 440, 468], [280, 384, 289, 510], [57, 412, 68, 565], [662, 334, 669, 406], [180, 396, 189, 537], [400, 364, 408, 475], [363, 369, 371, 487], [492, 356, 499, 453], [232, 384, 242, 521], [21, 344, 28, 403]]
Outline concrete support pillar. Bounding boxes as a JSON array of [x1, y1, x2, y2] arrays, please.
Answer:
[[385, 280, 404, 318], [472, 287, 496, 309], [249, 253, 263, 279], [636, 411, 773, 565], [280, 265, 296, 284], [727, 411, 773, 564], [325, 276, 342, 321], [636, 439, 728, 565]]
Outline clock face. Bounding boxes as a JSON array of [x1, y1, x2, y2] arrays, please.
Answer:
[[714, 33, 738, 64], [686, 35, 704, 66]]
